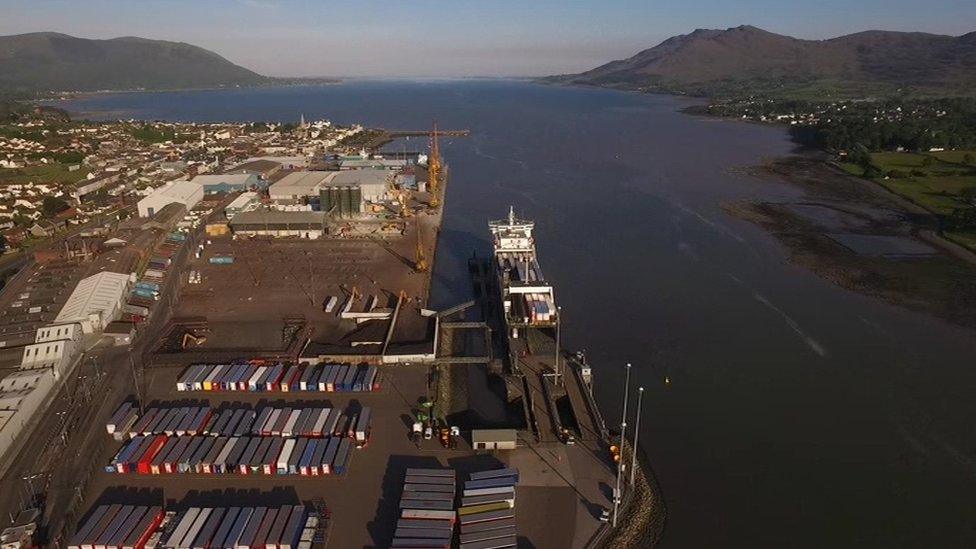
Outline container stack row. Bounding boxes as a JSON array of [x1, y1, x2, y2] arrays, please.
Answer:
[[161, 505, 310, 549], [394, 468, 457, 549], [106, 434, 353, 477], [176, 362, 380, 393], [458, 468, 519, 549], [67, 504, 164, 549], [125, 232, 187, 324], [114, 404, 372, 442]]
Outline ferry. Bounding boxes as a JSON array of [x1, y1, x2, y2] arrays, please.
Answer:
[[488, 207, 558, 337]]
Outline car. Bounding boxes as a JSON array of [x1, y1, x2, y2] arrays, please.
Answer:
[[423, 426, 433, 440], [599, 508, 610, 523]]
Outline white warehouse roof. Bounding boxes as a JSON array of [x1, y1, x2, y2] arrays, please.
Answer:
[[137, 180, 204, 217], [54, 271, 131, 327], [269, 171, 336, 199], [189, 174, 258, 187]]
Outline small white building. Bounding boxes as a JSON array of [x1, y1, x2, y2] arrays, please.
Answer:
[[137, 180, 204, 217], [54, 271, 132, 333]]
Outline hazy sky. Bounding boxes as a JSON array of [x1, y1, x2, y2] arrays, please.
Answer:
[[2, 0, 974, 77]]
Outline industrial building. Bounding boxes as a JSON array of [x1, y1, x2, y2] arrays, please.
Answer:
[[137, 180, 204, 218], [229, 209, 327, 239], [268, 171, 336, 204], [188, 173, 260, 194], [224, 191, 260, 220], [327, 169, 391, 203], [54, 271, 132, 333]]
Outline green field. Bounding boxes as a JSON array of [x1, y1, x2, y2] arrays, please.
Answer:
[[0, 163, 89, 186], [840, 150, 976, 251]]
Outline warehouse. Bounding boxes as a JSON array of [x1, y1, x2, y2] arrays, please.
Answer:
[[224, 191, 260, 219], [328, 169, 391, 203], [189, 173, 260, 194], [268, 171, 336, 203], [229, 210, 327, 239], [137, 180, 204, 217], [54, 271, 132, 333]]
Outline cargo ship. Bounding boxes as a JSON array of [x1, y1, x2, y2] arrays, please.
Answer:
[[488, 207, 558, 336]]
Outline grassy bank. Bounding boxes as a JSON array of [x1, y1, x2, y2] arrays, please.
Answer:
[[839, 150, 976, 249]]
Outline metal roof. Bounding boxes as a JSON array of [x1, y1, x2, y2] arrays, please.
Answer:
[[268, 171, 336, 198], [54, 271, 130, 325]]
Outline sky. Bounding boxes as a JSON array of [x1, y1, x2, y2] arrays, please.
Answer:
[[1, 0, 974, 77]]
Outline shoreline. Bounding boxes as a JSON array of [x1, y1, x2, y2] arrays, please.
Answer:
[[725, 154, 976, 330]]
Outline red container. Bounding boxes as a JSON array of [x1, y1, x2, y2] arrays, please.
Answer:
[[136, 435, 168, 474]]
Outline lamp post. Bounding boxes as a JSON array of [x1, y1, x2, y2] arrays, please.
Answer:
[[630, 387, 644, 486], [555, 306, 562, 386], [613, 363, 631, 527]]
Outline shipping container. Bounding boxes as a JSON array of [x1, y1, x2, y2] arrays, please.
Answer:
[[459, 525, 517, 545], [238, 437, 263, 474], [308, 437, 327, 476], [393, 528, 453, 540], [401, 491, 455, 502], [464, 478, 518, 491], [457, 510, 514, 526], [399, 509, 456, 522], [458, 517, 515, 534], [461, 487, 515, 499], [237, 507, 266, 549], [263, 439, 285, 475], [220, 507, 251, 549], [403, 484, 456, 494], [355, 407, 372, 443], [320, 437, 340, 475], [265, 506, 293, 549], [121, 506, 163, 549], [396, 518, 454, 531], [404, 475, 456, 486], [277, 440, 296, 474], [333, 438, 352, 475], [251, 508, 278, 549], [461, 495, 514, 508], [468, 468, 518, 483], [278, 506, 307, 549], [457, 535, 517, 549], [165, 508, 199, 549], [400, 500, 454, 512]]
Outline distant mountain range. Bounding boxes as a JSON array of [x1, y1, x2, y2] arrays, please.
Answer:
[[546, 25, 976, 98], [0, 32, 270, 93]]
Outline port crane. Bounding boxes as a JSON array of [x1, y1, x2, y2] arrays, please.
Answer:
[[428, 120, 442, 208]]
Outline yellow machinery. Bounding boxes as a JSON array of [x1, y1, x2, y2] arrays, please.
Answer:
[[415, 228, 428, 272], [428, 120, 441, 208]]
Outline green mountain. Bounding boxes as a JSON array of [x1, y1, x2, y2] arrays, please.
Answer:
[[0, 32, 270, 93], [546, 26, 976, 98]]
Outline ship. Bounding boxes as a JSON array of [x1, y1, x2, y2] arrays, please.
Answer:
[[488, 206, 558, 336]]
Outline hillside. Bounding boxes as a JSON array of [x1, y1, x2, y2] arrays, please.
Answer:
[[0, 32, 270, 93], [547, 26, 976, 98]]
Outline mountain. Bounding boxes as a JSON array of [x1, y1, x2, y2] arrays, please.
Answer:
[[547, 26, 976, 97], [0, 32, 269, 93]]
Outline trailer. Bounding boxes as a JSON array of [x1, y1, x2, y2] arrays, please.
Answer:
[[222, 507, 252, 549], [263, 439, 285, 475], [265, 506, 293, 549], [287, 439, 308, 475], [251, 508, 278, 549], [238, 438, 263, 474], [308, 437, 327, 476], [277, 439, 296, 474], [340, 365, 358, 392], [201, 437, 228, 473], [354, 407, 372, 444], [237, 507, 266, 549], [120, 506, 163, 549], [320, 438, 340, 475], [311, 408, 330, 437], [165, 509, 199, 549], [278, 506, 307, 549], [333, 438, 352, 475], [298, 439, 318, 476]]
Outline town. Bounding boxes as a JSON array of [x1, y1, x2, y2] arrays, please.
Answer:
[[0, 106, 638, 549]]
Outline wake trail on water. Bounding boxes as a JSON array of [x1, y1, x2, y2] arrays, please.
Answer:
[[752, 292, 830, 358]]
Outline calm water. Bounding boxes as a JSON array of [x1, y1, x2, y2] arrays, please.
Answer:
[[59, 81, 976, 548]]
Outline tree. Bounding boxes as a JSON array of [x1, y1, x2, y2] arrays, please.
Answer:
[[41, 196, 70, 218]]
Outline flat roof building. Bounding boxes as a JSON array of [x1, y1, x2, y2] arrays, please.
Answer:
[[54, 271, 132, 333], [189, 173, 260, 194], [328, 169, 391, 203], [137, 180, 204, 218], [225, 191, 260, 220], [229, 209, 327, 239], [268, 171, 336, 202]]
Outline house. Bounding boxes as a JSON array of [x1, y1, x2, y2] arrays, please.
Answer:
[[28, 220, 58, 238]]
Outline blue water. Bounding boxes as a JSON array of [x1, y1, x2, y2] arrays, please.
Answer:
[[57, 80, 976, 548]]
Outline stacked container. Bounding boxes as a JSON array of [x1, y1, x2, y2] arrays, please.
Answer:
[[175, 363, 381, 394], [458, 468, 519, 549], [393, 468, 457, 549]]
